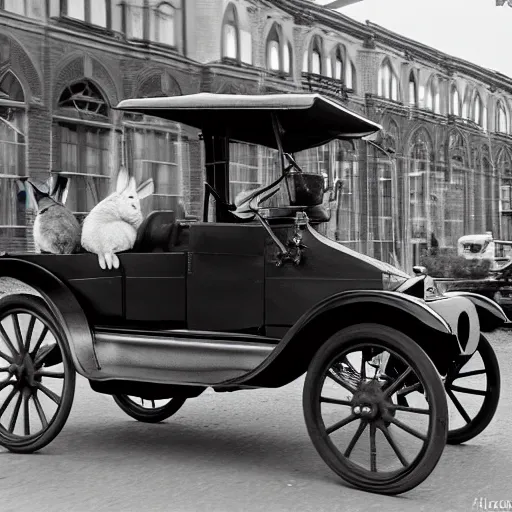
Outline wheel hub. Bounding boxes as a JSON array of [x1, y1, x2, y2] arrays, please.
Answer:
[[10, 353, 37, 388], [351, 381, 390, 421]]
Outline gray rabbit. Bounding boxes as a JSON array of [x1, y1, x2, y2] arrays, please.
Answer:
[[25, 174, 81, 255]]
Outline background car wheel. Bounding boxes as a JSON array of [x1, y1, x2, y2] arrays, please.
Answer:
[[0, 293, 75, 453], [113, 394, 186, 423], [445, 334, 500, 445], [303, 323, 448, 496]]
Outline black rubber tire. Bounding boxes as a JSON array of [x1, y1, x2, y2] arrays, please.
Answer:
[[446, 334, 500, 445], [0, 293, 76, 453], [113, 394, 186, 423], [303, 323, 448, 496]]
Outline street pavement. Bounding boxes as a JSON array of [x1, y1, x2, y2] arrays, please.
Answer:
[[1, 330, 512, 512]]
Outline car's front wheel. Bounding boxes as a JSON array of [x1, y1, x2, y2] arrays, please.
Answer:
[[303, 323, 448, 495]]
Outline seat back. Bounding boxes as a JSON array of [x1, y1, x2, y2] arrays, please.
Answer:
[[133, 210, 176, 252]]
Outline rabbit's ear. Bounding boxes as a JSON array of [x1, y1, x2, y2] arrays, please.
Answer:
[[116, 165, 130, 194], [136, 178, 154, 200]]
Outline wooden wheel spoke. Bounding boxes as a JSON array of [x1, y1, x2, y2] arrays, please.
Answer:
[[378, 423, 409, 467], [454, 369, 486, 379], [369, 423, 377, 472], [0, 386, 18, 418], [33, 394, 48, 429], [36, 383, 61, 405], [326, 370, 357, 395], [24, 316, 36, 353], [360, 352, 367, 380], [447, 389, 472, 424], [449, 384, 487, 397], [0, 350, 13, 364], [344, 420, 367, 458], [8, 391, 23, 433], [23, 394, 30, 436], [320, 396, 353, 407], [12, 314, 24, 353], [326, 413, 357, 435], [0, 366, 11, 373], [151, 400, 156, 409], [30, 326, 49, 360], [396, 382, 421, 397], [35, 371, 65, 379], [384, 367, 413, 397], [386, 415, 427, 441], [0, 379, 15, 392], [389, 404, 430, 415], [0, 321, 18, 357]]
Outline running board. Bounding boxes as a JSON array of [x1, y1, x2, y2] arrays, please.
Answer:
[[90, 329, 278, 386]]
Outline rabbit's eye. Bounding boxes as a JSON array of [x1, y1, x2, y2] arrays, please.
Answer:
[[128, 195, 134, 199]]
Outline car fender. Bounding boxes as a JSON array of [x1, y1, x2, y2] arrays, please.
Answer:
[[442, 290, 509, 332], [0, 257, 98, 377], [226, 290, 460, 389]]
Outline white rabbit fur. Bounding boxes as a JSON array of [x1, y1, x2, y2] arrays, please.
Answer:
[[81, 166, 154, 270]]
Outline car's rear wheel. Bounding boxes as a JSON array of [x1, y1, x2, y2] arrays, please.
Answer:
[[303, 323, 448, 496], [445, 334, 500, 444], [0, 294, 75, 453], [113, 394, 186, 423]]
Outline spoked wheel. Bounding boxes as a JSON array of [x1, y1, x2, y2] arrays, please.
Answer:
[[303, 323, 448, 495], [0, 294, 75, 453], [444, 334, 500, 445], [113, 394, 186, 423]]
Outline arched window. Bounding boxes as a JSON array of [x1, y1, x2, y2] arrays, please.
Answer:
[[55, 80, 111, 214], [332, 47, 343, 81], [426, 76, 441, 114], [451, 86, 460, 116], [462, 97, 470, 119], [378, 59, 398, 101], [473, 93, 483, 126], [0, 71, 27, 248], [266, 24, 281, 71], [408, 72, 417, 106], [222, 3, 239, 61], [310, 36, 322, 75], [497, 101, 508, 133], [151, 3, 176, 46], [499, 151, 512, 239]]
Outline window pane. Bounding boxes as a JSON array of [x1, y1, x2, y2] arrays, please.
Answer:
[[391, 75, 398, 101], [128, 4, 144, 39], [0, 109, 26, 177], [27, 0, 45, 19], [67, 0, 85, 21], [283, 44, 290, 73], [335, 58, 343, 80], [346, 62, 354, 89], [223, 24, 237, 59], [325, 57, 332, 78], [311, 51, 321, 74], [155, 4, 175, 46], [452, 89, 460, 116], [89, 0, 107, 27], [302, 51, 308, 72], [4, 0, 25, 16], [409, 79, 416, 105], [268, 41, 280, 71]]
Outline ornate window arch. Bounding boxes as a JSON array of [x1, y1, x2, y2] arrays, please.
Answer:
[[151, 2, 177, 46], [377, 58, 398, 101], [451, 86, 460, 116], [309, 35, 323, 75], [472, 92, 483, 126], [54, 79, 112, 215], [221, 3, 239, 61], [0, 70, 27, 249], [265, 22, 292, 75], [497, 100, 508, 134], [426, 76, 441, 114], [408, 71, 417, 106]]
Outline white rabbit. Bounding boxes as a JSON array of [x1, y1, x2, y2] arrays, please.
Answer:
[[81, 166, 154, 270], [26, 175, 81, 255]]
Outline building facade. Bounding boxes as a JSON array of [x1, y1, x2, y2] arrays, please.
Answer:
[[1, 0, 512, 273]]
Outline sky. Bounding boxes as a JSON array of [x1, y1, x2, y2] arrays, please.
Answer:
[[334, 0, 512, 78]]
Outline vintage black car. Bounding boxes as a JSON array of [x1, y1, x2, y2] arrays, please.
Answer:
[[0, 93, 506, 495]]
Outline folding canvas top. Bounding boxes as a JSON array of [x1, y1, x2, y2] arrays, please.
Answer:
[[116, 93, 382, 153]]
